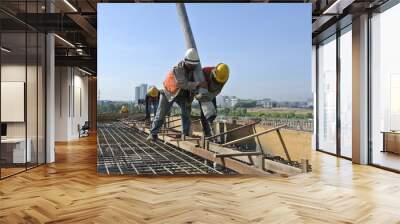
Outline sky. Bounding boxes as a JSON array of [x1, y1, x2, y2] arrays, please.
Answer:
[[98, 3, 312, 102]]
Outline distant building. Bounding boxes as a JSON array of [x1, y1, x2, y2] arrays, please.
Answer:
[[271, 100, 310, 108], [256, 98, 272, 108], [134, 86, 141, 102], [134, 83, 148, 102], [306, 97, 314, 108], [140, 83, 148, 100], [216, 95, 225, 107], [217, 95, 231, 108], [217, 96, 240, 108], [230, 97, 239, 107], [97, 100, 112, 104]]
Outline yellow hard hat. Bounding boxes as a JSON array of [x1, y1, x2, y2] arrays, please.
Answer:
[[147, 86, 159, 97], [213, 63, 229, 84], [120, 105, 129, 113]]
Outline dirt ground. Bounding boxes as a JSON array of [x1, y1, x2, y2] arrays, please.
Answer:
[[255, 125, 311, 162], [247, 107, 313, 115]]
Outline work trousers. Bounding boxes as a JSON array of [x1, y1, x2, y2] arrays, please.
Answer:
[[199, 98, 217, 137], [150, 92, 191, 136], [145, 101, 159, 119]]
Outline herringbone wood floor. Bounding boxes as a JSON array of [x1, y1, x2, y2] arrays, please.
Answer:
[[1, 135, 400, 224]]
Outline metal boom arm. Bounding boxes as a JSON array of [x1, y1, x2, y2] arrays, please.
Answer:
[[176, 3, 216, 120]]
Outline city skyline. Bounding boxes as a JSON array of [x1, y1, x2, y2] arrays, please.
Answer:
[[98, 4, 312, 101], [100, 81, 312, 104]]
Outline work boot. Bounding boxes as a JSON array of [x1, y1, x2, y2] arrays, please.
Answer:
[[181, 135, 187, 141], [146, 134, 157, 142], [181, 133, 191, 141]]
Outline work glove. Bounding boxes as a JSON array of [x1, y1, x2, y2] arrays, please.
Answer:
[[195, 92, 213, 102]]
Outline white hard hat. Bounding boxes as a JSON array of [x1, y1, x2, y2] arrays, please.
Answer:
[[184, 48, 200, 65]]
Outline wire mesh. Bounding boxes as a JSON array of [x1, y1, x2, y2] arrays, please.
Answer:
[[97, 122, 236, 175]]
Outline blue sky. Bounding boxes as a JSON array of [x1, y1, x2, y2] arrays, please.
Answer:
[[98, 3, 311, 101]]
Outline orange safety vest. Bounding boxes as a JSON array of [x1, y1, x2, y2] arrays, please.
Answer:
[[202, 67, 215, 83], [163, 70, 179, 94]]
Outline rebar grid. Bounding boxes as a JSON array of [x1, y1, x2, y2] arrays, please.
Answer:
[[97, 122, 236, 175]]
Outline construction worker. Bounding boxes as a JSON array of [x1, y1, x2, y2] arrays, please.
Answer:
[[197, 63, 230, 137], [120, 105, 129, 114], [145, 86, 160, 120], [147, 48, 207, 141]]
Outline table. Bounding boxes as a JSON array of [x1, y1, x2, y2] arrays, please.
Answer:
[[1, 138, 31, 163], [382, 131, 400, 154]]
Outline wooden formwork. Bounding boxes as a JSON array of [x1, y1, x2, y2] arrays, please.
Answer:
[[126, 117, 310, 176]]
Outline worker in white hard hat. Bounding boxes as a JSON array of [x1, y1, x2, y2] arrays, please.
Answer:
[[147, 48, 207, 142], [145, 86, 160, 120], [196, 63, 230, 137]]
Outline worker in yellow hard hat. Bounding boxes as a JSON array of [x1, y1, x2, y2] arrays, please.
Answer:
[[120, 105, 129, 113], [145, 86, 160, 120], [205, 63, 229, 85], [198, 63, 230, 137]]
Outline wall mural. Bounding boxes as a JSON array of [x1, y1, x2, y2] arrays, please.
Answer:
[[97, 3, 312, 176]]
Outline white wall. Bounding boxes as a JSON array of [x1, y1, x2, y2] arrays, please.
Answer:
[[55, 66, 69, 141], [55, 67, 89, 141], [1, 63, 46, 164], [1, 65, 37, 138], [1, 65, 26, 141], [71, 72, 89, 138]]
